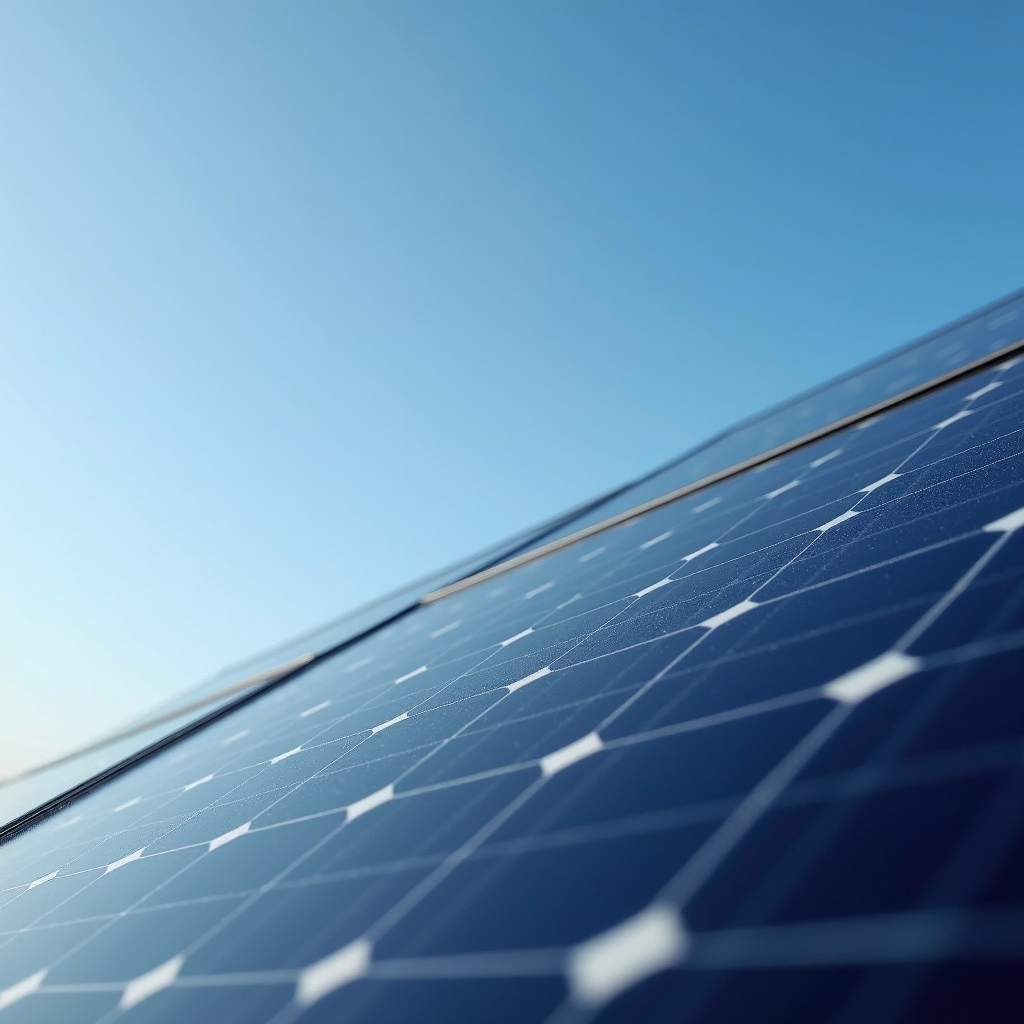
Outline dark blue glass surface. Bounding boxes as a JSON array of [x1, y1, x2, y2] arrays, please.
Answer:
[[1, 353, 1022, 1023]]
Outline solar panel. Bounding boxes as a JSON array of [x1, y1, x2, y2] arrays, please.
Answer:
[[0, 328, 1022, 1023], [4, 291, 1019, 834]]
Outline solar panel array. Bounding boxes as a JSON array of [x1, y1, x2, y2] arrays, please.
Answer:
[[2, 292, 1020, 834], [1, 341, 1022, 1022]]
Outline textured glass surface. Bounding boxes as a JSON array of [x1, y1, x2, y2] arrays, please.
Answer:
[[1, 354, 1021, 1023]]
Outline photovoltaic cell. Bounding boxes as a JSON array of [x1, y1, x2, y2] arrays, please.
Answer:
[[0, 348, 1022, 1022]]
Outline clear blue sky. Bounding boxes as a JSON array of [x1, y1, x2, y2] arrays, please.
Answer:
[[1, 0, 1021, 776]]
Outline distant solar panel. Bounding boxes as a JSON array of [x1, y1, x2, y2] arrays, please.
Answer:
[[0, 312, 1022, 1024], [0, 498, 622, 832], [464, 288, 1024, 568]]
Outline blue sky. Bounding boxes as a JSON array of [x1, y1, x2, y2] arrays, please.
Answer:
[[1, 1, 1021, 775]]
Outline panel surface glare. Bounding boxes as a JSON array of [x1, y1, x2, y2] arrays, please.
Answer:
[[1, 357, 1022, 1024]]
